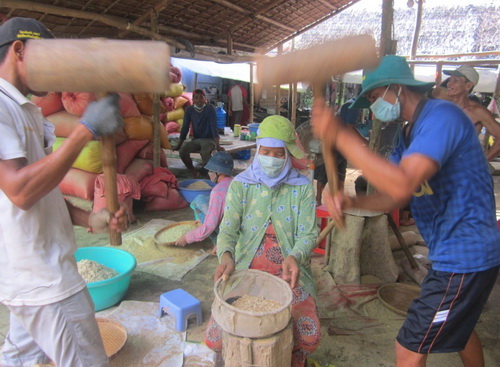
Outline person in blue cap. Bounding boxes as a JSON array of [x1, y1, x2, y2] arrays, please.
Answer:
[[175, 151, 234, 253], [0, 17, 128, 367], [312, 55, 500, 367]]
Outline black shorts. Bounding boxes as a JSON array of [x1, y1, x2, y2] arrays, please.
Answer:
[[313, 152, 347, 184], [397, 265, 499, 354]]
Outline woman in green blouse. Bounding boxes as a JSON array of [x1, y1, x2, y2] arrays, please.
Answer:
[[204, 115, 320, 367]]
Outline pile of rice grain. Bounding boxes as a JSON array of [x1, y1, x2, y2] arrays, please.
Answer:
[[77, 259, 119, 283], [186, 181, 212, 190], [231, 295, 282, 312], [156, 223, 199, 244]]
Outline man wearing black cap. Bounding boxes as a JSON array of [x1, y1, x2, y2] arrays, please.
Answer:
[[0, 17, 127, 367], [444, 65, 500, 161], [312, 55, 499, 367]]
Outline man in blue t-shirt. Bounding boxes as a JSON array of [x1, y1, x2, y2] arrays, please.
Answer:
[[312, 55, 500, 367], [176, 89, 223, 177]]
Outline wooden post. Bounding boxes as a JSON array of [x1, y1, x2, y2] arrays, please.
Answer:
[[409, 0, 424, 72], [249, 63, 255, 123], [222, 323, 293, 367], [291, 82, 297, 126], [227, 31, 233, 56], [368, 0, 395, 195], [380, 0, 394, 57], [151, 13, 160, 167], [435, 61, 443, 86], [275, 44, 283, 115]]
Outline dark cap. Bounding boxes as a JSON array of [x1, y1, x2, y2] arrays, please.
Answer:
[[0, 17, 53, 48]]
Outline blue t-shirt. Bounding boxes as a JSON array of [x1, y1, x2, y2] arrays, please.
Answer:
[[180, 104, 218, 140], [391, 99, 500, 273]]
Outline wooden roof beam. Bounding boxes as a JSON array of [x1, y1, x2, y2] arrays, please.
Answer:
[[1, 0, 251, 61], [211, 0, 295, 33], [117, 0, 171, 38]]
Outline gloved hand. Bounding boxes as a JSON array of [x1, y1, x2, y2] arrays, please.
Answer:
[[80, 94, 123, 138]]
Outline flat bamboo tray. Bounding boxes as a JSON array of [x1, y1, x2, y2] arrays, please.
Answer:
[[153, 220, 200, 246], [96, 317, 127, 358], [377, 283, 421, 316]]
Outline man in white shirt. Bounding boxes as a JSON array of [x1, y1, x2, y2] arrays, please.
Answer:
[[227, 80, 248, 127], [0, 17, 128, 367]]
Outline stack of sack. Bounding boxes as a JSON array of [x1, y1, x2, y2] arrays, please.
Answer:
[[33, 66, 190, 220], [159, 66, 193, 134]]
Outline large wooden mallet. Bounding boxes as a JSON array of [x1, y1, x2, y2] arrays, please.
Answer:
[[256, 35, 379, 228], [24, 39, 170, 246]]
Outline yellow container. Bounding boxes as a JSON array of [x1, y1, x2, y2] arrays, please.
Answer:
[[233, 124, 241, 137]]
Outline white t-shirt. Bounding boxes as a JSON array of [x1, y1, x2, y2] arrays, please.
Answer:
[[0, 79, 86, 306], [229, 85, 244, 111]]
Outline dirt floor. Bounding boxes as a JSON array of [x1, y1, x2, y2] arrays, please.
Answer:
[[0, 159, 499, 367]]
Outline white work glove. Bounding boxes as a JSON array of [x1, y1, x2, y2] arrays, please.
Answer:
[[80, 94, 124, 138]]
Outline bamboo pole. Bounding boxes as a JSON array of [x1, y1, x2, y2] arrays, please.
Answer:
[[409, 0, 424, 72], [249, 63, 255, 123], [380, 0, 394, 57], [151, 13, 161, 168], [275, 45, 283, 115]]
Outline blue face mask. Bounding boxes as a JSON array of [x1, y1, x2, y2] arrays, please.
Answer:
[[257, 154, 286, 178], [370, 85, 401, 122]]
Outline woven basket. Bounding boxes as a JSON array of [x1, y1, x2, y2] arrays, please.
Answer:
[[377, 283, 421, 316], [153, 220, 200, 246], [96, 317, 127, 358]]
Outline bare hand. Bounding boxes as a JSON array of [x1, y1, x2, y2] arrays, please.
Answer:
[[281, 255, 300, 289], [175, 234, 189, 247], [89, 203, 129, 234], [214, 252, 235, 283], [323, 187, 352, 224]]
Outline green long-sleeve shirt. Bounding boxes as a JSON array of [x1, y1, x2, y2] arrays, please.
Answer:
[[217, 180, 318, 297]]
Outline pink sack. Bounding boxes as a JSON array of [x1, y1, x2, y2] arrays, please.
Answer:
[[118, 93, 141, 117], [139, 167, 178, 199], [59, 168, 97, 201], [160, 97, 175, 112], [144, 191, 188, 211], [124, 158, 154, 184], [136, 142, 168, 168], [169, 66, 182, 84], [61, 92, 96, 116], [115, 139, 149, 173], [31, 92, 64, 117], [165, 121, 180, 133], [93, 174, 141, 223]]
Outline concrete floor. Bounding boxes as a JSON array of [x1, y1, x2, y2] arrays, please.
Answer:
[[0, 163, 499, 367]]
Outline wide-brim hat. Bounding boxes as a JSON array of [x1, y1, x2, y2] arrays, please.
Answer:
[[0, 17, 53, 48], [351, 55, 435, 109], [256, 115, 305, 159], [204, 151, 234, 176]]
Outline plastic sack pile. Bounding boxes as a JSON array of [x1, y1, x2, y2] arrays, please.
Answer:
[[33, 66, 191, 220]]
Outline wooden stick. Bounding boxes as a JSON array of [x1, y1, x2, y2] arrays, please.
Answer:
[[387, 213, 419, 269], [316, 220, 336, 246], [101, 135, 121, 246]]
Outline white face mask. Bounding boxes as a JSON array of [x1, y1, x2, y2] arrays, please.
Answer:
[[370, 85, 401, 122], [257, 154, 286, 177]]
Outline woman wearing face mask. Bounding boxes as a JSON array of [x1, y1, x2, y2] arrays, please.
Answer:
[[175, 152, 234, 254], [204, 115, 321, 367]]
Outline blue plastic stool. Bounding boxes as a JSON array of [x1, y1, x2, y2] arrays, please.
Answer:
[[158, 289, 202, 332]]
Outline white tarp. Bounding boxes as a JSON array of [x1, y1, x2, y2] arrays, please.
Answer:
[[171, 57, 251, 83], [172, 57, 498, 93]]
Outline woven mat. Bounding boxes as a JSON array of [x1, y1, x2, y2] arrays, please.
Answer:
[[109, 219, 211, 281]]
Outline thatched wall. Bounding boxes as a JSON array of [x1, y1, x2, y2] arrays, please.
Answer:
[[295, 4, 500, 58]]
